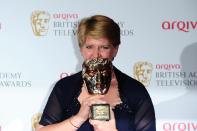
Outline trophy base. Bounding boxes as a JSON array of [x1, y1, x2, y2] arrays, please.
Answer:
[[90, 104, 110, 121]]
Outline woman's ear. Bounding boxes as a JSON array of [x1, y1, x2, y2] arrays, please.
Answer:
[[113, 46, 119, 58]]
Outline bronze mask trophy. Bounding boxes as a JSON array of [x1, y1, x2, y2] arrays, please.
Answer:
[[82, 58, 112, 121]]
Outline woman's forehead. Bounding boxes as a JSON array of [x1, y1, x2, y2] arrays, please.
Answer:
[[85, 37, 109, 44]]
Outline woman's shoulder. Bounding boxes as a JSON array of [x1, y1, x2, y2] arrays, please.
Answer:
[[114, 66, 144, 86], [114, 67, 149, 97], [53, 71, 83, 92]]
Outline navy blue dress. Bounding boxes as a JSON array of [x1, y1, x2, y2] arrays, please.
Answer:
[[39, 67, 156, 131]]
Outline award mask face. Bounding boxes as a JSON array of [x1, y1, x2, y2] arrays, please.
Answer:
[[82, 58, 112, 95]]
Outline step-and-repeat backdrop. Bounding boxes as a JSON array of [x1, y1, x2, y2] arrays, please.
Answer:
[[0, 0, 197, 131]]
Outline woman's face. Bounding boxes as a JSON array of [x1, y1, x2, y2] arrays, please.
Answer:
[[80, 37, 118, 61]]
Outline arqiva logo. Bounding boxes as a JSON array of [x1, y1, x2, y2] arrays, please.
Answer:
[[60, 72, 74, 79], [163, 122, 197, 131], [162, 20, 197, 32]]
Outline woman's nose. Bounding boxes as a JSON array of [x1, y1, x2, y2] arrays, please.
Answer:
[[93, 48, 101, 58]]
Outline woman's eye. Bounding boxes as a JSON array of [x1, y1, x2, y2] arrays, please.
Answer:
[[85, 45, 92, 49], [101, 46, 110, 49]]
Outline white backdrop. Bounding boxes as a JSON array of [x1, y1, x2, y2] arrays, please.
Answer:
[[0, 0, 197, 131]]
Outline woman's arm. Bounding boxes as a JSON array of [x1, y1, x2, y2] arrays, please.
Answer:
[[38, 92, 107, 131], [36, 115, 85, 131]]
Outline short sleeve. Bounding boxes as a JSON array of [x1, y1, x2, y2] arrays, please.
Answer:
[[134, 96, 156, 131], [39, 82, 64, 126]]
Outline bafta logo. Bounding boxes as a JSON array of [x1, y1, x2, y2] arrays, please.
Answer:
[[31, 11, 50, 36], [31, 113, 42, 131], [133, 61, 153, 87]]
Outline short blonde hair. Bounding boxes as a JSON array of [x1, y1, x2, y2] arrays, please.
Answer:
[[77, 15, 120, 48]]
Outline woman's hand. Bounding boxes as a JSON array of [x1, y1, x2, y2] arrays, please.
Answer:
[[89, 107, 117, 131], [75, 95, 106, 123]]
